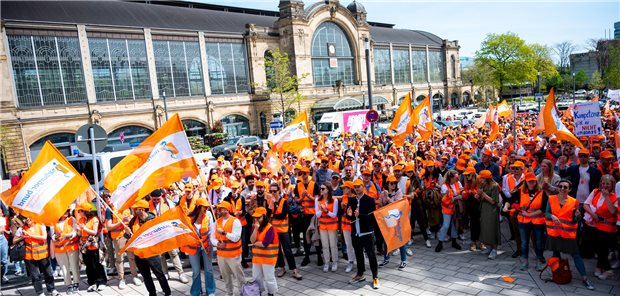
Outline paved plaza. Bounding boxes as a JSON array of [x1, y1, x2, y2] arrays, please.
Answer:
[[1, 222, 619, 296]]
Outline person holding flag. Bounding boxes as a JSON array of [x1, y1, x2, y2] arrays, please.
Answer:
[[214, 201, 245, 296], [13, 216, 60, 296], [125, 198, 172, 296], [76, 202, 107, 292], [105, 197, 141, 290], [52, 210, 80, 294], [378, 175, 409, 269], [250, 207, 279, 296], [182, 198, 217, 296]]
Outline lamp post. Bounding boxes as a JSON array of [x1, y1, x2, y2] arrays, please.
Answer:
[[537, 71, 541, 111], [162, 89, 169, 121], [572, 72, 576, 104], [365, 37, 374, 137]]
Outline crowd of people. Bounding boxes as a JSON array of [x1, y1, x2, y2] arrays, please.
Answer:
[[1, 108, 620, 296]]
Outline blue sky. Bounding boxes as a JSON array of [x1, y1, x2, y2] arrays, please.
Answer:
[[200, 0, 619, 58]]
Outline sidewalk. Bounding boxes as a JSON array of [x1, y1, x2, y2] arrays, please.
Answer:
[[1, 221, 618, 296]]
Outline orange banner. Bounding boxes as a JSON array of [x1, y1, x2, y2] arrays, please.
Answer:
[[1, 141, 91, 225], [373, 198, 411, 253], [120, 207, 200, 258], [389, 92, 414, 146], [412, 95, 433, 141]]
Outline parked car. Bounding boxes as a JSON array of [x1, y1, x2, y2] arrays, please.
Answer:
[[211, 135, 262, 160]]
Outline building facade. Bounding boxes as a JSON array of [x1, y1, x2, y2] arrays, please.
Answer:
[[0, 0, 472, 174]]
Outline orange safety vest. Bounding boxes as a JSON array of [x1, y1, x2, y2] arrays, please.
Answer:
[[517, 190, 545, 225], [54, 217, 79, 254], [318, 199, 338, 230], [181, 214, 211, 256], [231, 197, 247, 226], [364, 182, 379, 200], [329, 160, 341, 173], [441, 182, 461, 215], [297, 181, 316, 215], [423, 176, 438, 189], [24, 223, 48, 260], [180, 194, 199, 215], [340, 195, 352, 232], [80, 217, 100, 251], [215, 217, 242, 258], [109, 209, 132, 240], [149, 200, 170, 217], [545, 195, 578, 239], [372, 173, 384, 190], [591, 190, 618, 233], [270, 197, 288, 233], [252, 224, 279, 265]]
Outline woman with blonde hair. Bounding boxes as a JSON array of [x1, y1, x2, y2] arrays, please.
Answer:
[[536, 159, 560, 195], [435, 169, 462, 252]]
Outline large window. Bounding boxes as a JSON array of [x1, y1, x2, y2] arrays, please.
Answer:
[[8, 35, 86, 107], [153, 40, 204, 97], [393, 48, 411, 84], [373, 47, 391, 85], [29, 132, 75, 160], [89, 38, 151, 101], [311, 22, 355, 87], [107, 125, 153, 146], [411, 49, 427, 83], [221, 114, 250, 137], [205, 41, 249, 95], [429, 50, 444, 83]]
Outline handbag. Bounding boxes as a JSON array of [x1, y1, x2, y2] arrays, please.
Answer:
[[540, 256, 572, 284], [241, 280, 261, 296], [9, 242, 25, 261]]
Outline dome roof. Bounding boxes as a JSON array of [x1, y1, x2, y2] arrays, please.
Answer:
[[346, 1, 366, 14]]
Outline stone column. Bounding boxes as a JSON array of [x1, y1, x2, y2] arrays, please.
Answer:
[[143, 28, 159, 100], [198, 32, 211, 96], [77, 25, 96, 104]]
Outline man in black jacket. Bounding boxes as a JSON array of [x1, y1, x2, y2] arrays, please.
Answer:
[[346, 179, 379, 289]]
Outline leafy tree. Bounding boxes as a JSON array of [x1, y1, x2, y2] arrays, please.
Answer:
[[553, 41, 577, 74], [574, 70, 589, 89], [256, 49, 309, 125], [475, 32, 535, 100], [463, 61, 495, 105], [603, 45, 620, 88], [546, 73, 563, 91], [590, 71, 604, 90]]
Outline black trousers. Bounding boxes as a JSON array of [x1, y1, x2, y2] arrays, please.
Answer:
[[290, 214, 304, 249], [276, 231, 297, 270], [82, 249, 107, 286], [25, 257, 55, 295], [302, 214, 322, 260], [242, 223, 251, 262], [352, 233, 378, 279], [135, 255, 171, 296], [466, 198, 481, 242], [410, 198, 429, 240]]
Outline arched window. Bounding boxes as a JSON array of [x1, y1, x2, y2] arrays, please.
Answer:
[[264, 50, 275, 89], [30, 132, 75, 159], [451, 92, 459, 106], [182, 119, 206, 138], [311, 22, 355, 87], [108, 126, 153, 147], [284, 109, 296, 125], [259, 112, 267, 136], [451, 55, 456, 79], [221, 114, 250, 137]]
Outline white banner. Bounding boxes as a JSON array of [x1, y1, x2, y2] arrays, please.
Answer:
[[573, 102, 602, 137]]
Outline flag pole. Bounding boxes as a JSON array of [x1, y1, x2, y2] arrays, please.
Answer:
[[513, 98, 517, 151]]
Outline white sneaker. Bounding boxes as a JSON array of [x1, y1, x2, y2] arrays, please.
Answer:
[[2, 275, 8, 282], [323, 264, 329, 272], [97, 284, 106, 291], [425, 240, 432, 248], [345, 262, 353, 273], [118, 280, 126, 290], [429, 233, 436, 240], [406, 248, 413, 256], [53, 270, 59, 277], [87, 285, 97, 292], [133, 277, 143, 286], [50, 290, 60, 296], [331, 263, 338, 272], [179, 273, 189, 283]]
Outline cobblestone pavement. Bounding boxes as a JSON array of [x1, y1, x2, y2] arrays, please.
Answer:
[[1, 221, 618, 296]]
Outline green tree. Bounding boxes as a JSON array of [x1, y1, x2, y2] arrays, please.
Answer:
[[574, 70, 589, 89], [462, 61, 495, 106], [256, 49, 309, 125], [590, 71, 604, 90], [603, 45, 620, 88], [475, 32, 535, 100], [528, 43, 558, 78], [546, 73, 563, 91]]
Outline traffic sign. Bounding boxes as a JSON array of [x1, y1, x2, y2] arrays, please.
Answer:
[[366, 110, 379, 123], [535, 93, 544, 101], [75, 124, 108, 154], [270, 121, 284, 129]]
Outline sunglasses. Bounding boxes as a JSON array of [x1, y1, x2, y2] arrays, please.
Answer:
[[269, 190, 279, 193], [558, 185, 570, 190], [283, 178, 290, 180], [320, 187, 327, 191]]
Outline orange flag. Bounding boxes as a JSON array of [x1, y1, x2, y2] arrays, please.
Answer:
[[389, 92, 415, 146], [373, 198, 411, 253], [263, 149, 283, 173], [497, 100, 512, 118], [411, 95, 433, 141], [119, 207, 200, 258], [487, 105, 500, 142], [105, 113, 199, 211], [269, 111, 313, 154], [1, 141, 91, 225], [542, 88, 584, 149], [75, 173, 97, 206]]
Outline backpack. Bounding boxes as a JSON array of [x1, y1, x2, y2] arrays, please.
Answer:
[[241, 280, 261, 296], [539, 256, 572, 284]]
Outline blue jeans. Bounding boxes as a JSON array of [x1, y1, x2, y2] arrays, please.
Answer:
[[0, 236, 8, 276], [384, 243, 407, 262], [438, 214, 457, 241], [552, 251, 586, 277], [519, 223, 545, 262], [188, 247, 216, 296]]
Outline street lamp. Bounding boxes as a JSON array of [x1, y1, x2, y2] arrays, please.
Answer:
[[537, 71, 541, 111], [162, 89, 169, 121], [572, 72, 576, 104], [364, 37, 374, 137]]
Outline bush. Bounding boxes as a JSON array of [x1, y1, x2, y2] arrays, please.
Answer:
[[188, 136, 210, 153], [204, 133, 227, 148]]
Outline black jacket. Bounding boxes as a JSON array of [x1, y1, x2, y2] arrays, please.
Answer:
[[559, 164, 602, 199], [345, 194, 375, 235]]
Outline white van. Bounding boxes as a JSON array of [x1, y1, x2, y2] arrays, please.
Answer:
[[317, 109, 370, 138], [66, 150, 132, 191]]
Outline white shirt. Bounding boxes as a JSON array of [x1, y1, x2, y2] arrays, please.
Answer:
[[398, 176, 408, 195], [219, 216, 242, 243], [315, 198, 339, 218], [208, 187, 231, 206], [502, 174, 522, 198], [576, 166, 590, 203], [194, 211, 218, 247], [441, 181, 462, 196]]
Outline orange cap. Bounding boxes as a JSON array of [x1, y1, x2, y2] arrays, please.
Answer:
[[524, 172, 537, 182], [478, 170, 493, 179]]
